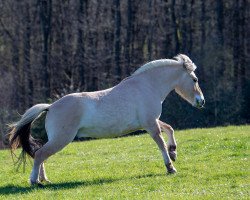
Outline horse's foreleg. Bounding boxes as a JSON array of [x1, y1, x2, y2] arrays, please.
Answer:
[[146, 121, 177, 174], [158, 120, 177, 161], [39, 162, 51, 183]]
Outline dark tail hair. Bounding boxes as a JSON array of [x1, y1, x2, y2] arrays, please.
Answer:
[[8, 104, 50, 168]]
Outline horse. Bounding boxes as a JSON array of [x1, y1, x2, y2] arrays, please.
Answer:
[[9, 54, 205, 186]]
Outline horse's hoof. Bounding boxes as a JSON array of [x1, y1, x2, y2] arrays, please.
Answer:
[[166, 163, 177, 174], [30, 180, 44, 188], [168, 167, 177, 174], [41, 179, 52, 184]]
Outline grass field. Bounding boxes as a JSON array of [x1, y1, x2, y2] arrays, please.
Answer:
[[0, 125, 249, 199]]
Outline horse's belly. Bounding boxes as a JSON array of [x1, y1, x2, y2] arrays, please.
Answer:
[[76, 120, 140, 138]]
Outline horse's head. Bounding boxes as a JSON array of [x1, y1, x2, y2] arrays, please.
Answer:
[[174, 54, 205, 109]]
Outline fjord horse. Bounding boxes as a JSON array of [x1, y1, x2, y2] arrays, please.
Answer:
[[9, 54, 205, 186]]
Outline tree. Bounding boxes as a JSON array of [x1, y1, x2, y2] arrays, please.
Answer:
[[23, 1, 33, 107], [171, 0, 180, 54], [76, 0, 86, 90], [40, 0, 52, 98], [0, 0, 249, 137], [114, 0, 121, 82]]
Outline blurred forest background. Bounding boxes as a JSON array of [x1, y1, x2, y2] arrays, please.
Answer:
[[0, 0, 249, 142]]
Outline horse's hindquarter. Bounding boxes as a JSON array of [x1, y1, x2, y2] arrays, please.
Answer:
[[45, 93, 86, 140]]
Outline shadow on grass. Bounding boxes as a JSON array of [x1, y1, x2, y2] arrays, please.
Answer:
[[0, 173, 164, 195]]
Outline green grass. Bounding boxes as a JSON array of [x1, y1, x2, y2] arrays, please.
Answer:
[[0, 125, 249, 199]]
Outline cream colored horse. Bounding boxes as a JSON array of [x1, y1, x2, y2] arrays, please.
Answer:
[[9, 54, 205, 186]]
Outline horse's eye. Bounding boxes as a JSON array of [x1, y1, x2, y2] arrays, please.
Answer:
[[193, 78, 198, 83]]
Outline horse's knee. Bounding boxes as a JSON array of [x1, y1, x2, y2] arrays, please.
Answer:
[[34, 145, 52, 163], [151, 132, 167, 146], [151, 131, 161, 139]]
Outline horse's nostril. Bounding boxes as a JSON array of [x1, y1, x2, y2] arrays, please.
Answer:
[[202, 99, 205, 106]]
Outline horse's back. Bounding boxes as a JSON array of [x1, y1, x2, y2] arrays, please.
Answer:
[[44, 76, 161, 139]]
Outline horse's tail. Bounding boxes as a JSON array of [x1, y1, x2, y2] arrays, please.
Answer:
[[8, 104, 50, 162]]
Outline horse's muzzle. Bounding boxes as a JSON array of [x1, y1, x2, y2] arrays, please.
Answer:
[[195, 95, 205, 109]]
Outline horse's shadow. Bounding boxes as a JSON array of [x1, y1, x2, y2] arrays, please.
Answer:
[[0, 173, 164, 195]]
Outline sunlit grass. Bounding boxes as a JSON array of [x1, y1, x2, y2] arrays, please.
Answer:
[[0, 125, 249, 199]]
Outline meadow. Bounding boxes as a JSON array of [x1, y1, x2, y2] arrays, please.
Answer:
[[0, 125, 249, 199]]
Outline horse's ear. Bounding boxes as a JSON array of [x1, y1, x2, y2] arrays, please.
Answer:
[[173, 54, 181, 61], [173, 54, 186, 70]]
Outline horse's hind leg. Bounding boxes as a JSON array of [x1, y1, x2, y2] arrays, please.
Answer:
[[158, 120, 177, 161], [39, 162, 51, 183], [30, 131, 77, 185]]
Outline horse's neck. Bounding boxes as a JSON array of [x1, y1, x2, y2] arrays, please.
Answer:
[[142, 66, 182, 102]]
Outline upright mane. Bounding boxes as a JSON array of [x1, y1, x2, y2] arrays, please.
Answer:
[[132, 54, 196, 76], [173, 54, 197, 72]]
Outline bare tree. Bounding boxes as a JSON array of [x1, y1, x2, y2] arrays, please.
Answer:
[[114, 0, 121, 82], [40, 0, 52, 98]]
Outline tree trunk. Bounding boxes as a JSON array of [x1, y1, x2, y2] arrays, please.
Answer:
[[23, 2, 33, 107], [114, 0, 121, 82], [11, 28, 20, 110], [163, 0, 172, 57], [76, 0, 86, 90], [200, 0, 206, 54], [188, 0, 194, 53], [125, 0, 132, 76], [216, 0, 224, 46], [147, 0, 154, 60], [233, 0, 240, 91], [216, 0, 225, 76], [40, 0, 52, 99], [180, 0, 187, 52], [199, 0, 206, 82], [171, 0, 180, 54], [239, 0, 248, 121]]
